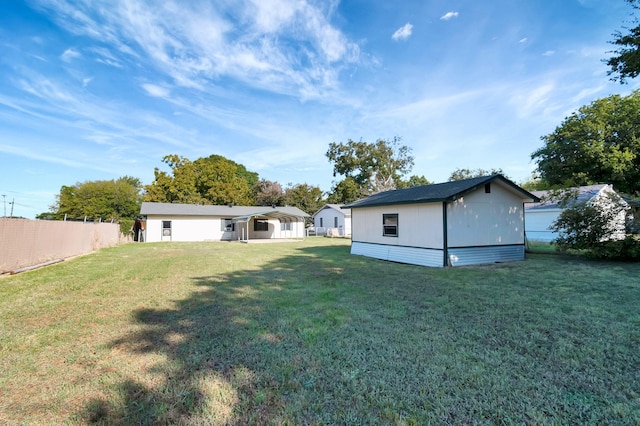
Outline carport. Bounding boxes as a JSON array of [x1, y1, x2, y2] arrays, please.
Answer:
[[231, 209, 306, 242]]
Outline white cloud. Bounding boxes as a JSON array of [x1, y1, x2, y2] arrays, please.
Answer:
[[392, 23, 413, 41], [440, 12, 459, 21], [543, 50, 555, 56], [519, 38, 528, 43], [142, 83, 170, 98], [60, 48, 81, 61], [509, 82, 556, 118], [37, 0, 361, 101]]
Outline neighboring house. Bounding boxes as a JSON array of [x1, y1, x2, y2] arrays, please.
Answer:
[[525, 184, 629, 242], [311, 204, 351, 236], [140, 202, 309, 242], [343, 175, 539, 267]]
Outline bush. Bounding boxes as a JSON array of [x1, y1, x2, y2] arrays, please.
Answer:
[[119, 218, 134, 236], [585, 236, 640, 261]]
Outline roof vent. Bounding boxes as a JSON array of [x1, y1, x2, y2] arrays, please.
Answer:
[[228, 204, 233, 208]]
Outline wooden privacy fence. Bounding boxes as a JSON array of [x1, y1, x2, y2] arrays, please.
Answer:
[[0, 218, 129, 274]]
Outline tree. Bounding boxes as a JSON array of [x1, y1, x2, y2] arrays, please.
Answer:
[[448, 168, 505, 181], [531, 91, 640, 196], [43, 176, 142, 222], [551, 190, 629, 252], [144, 154, 258, 205], [326, 137, 415, 196], [283, 183, 325, 219], [326, 177, 362, 204], [606, 0, 640, 83], [518, 173, 553, 192], [396, 175, 432, 189], [254, 179, 284, 206]]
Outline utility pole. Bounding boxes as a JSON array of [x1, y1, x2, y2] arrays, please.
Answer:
[[9, 198, 14, 217], [1, 194, 5, 217]]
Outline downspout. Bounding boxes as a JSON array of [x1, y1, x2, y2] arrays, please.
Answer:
[[442, 202, 449, 267], [522, 201, 529, 251]]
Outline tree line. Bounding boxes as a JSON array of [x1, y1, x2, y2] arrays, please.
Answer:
[[38, 87, 640, 228]]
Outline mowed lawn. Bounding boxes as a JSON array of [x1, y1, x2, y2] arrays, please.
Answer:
[[1, 238, 639, 425]]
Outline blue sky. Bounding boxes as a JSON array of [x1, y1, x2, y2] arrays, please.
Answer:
[[1, 0, 638, 218]]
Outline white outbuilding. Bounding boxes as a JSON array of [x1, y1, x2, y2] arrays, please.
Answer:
[[343, 175, 539, 267], [524, 184, 629, 242], [140, 202, 309, 242], [311, 204, 351, 236]]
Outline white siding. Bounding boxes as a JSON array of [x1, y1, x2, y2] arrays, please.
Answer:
[[447, 184, 525, 247], [145, 216, 227, 242], [145, 215, 305, 242], [524, 210, 560, 242], [351, 203, 443, 249], [313, 207, 351, 236]]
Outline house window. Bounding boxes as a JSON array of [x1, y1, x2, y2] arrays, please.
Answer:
[[485, 183, 491, 193], [221, 218, 235, 232], [162, 220, 172, 236], [383, 214, 398, 237], [281, 220, 292, 231], [320, 217, 324, 227], [254, 219, 269, 231], [334, 216, 338, 227]]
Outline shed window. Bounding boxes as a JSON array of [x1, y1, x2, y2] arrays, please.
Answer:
[[383, 214, 398, 237], [162, 220, 172, 236], [254, 219, 269, 231], [320, 217, 324, 227], [334, 216, 338, 227], [221, 218, 235, 232], [485, 183, 491, 193]]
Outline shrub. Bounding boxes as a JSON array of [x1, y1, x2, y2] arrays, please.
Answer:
[[551, 191, 629, 252], [119, 218, 134, 236], [586, 236, 640, 261]]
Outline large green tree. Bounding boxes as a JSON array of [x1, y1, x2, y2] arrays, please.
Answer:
[[448, 168, 506, 182], [144, 154, 258, 205], [41, 176, 142, 221], [606, 0, 640, 83], [326, 137, 415, 202], [396, 175, 433, 189], [326, 177, 361, 204], [531, 91, 640, 195], [283, 183, 325, 218]]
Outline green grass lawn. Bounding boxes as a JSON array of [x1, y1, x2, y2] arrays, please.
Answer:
[[1, 238, 639, 425]]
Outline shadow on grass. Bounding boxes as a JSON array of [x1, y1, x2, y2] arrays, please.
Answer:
[[79, 242, 640, 424], [80, 243, 350, 424]]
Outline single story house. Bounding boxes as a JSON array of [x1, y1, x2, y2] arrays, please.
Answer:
[[525, 184, 629, 242], [343, 174, 539, 267], [140, 202, 309, 242], [311, 204, 351, 236]]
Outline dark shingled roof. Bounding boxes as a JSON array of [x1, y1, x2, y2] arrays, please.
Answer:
[[343, 174, 539, 209]]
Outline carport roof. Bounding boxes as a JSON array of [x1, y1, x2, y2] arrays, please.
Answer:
[[140, 202, 309, 219], [231, 210, 304, 223]]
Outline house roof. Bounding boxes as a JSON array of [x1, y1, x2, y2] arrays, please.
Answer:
[[140, 202, 309, 218], [343, 174, 539, 209], [311, 203, 351, 218], [525, 184, 618, 211]]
